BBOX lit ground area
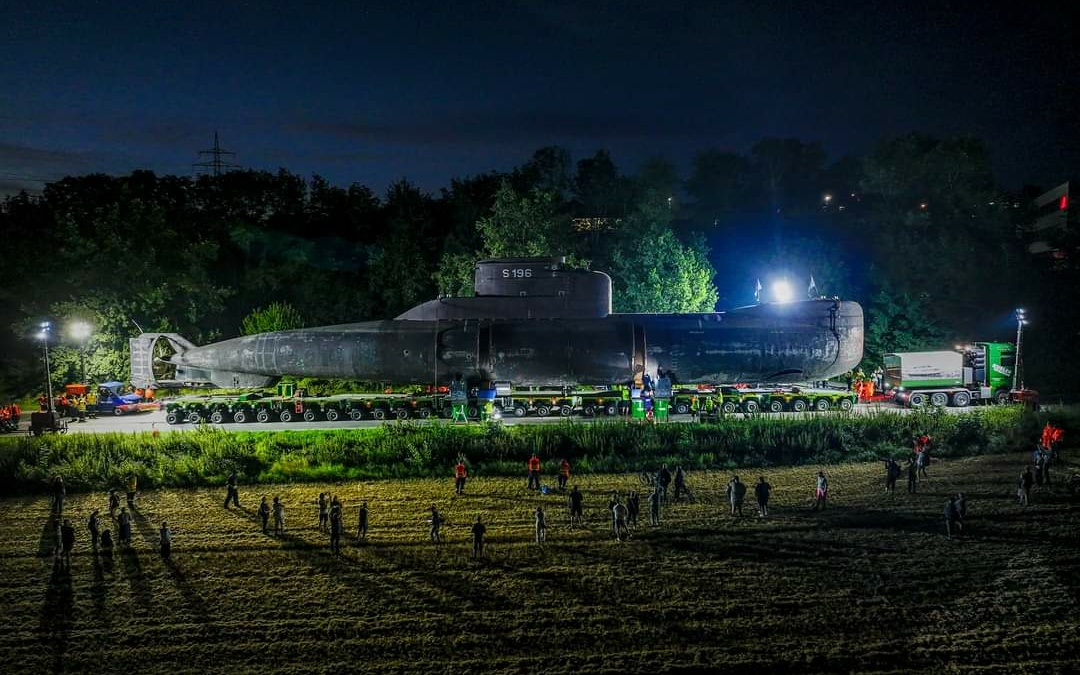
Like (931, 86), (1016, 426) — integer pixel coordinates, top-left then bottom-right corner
(2, 453), (1078, 674)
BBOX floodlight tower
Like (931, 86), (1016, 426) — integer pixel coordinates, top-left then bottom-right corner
(1013, 308), (1027, 390)
(38, 322), (54, 413)
(70, 320), (91, 384)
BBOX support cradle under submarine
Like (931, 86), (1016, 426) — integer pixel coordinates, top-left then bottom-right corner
(130, 257), (863, 390)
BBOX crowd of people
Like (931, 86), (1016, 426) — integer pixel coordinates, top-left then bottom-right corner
(36, 423), (1069, 566)
(0, 402), (22, 432)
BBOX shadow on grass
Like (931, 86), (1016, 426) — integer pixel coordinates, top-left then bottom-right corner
(38, 558), (74, 674)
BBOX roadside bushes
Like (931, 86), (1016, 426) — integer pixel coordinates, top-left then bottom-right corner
(0, 405), (1057, 494)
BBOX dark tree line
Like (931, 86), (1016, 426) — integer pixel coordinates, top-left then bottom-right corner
(0, 134), (1072, 399)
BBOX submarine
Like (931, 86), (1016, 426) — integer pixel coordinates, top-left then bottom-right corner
(130, 257), (863, 389)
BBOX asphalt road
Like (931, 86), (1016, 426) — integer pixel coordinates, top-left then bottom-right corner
(4, 401), (956, 435)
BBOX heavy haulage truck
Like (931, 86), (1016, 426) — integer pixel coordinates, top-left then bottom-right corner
(162, 381), (858, 425)
(884, 341), (1022, 407)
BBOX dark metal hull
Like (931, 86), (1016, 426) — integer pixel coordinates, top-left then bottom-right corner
(167, 299), (863, 387)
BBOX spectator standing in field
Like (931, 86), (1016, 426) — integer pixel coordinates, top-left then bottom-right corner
(812, 471), (829, 511)
(658, 464), (673, 503)
(454, 459), (468, 495)
(51, 475), (66, 517)
(1018, 467), (1034, 506)
(915, 435), (932, 481)
(527, 454), (541, 491)
(329, 503), (342, 555)
(1039, 449), (1052, 486)
(224, 471), (240, 509)
(330, 495), (342, 524)
(727, 476), (747, 517)
(88, 509), (101, 551)
(117, 507), (132, 547)
(318, 493), (329, 533)
(885, 458), (901, 494)
(357, 502), (369, 540)
(906, 459), (918, 494)
(159, 522), (172, 559)
(534, 506), (547, 544)
(558, 459), (571, 491)
(568, 486), (584, 528)
(955, 493), (967, 535)
(126, 474), (138, 508)
(471, 516), (486, 558)
(755, 476), (772, 517)
(273, 496), (285, 535)
(108, 490), (120, 520)
(649, 487), (662, 526)
(607, 493), (620, 536)
(61, 518), (75, 568)
(612, 499), (629, 542)
(943, 497), (959, 539)
(673, 466), (687, 502)
(258, 497), (270, 534)
(429, 506), (444, 544)
(626, 491), (640, 529)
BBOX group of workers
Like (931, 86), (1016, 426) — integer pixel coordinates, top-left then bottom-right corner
(38, 391), (98, 420)
(0, 403), (22, 432)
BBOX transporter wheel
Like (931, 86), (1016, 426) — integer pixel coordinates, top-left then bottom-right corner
(418, 407), (433, 419)
(279, 409), (294, 423)
(535, 404), (551, 417)
(909, 393), (927, 408)
(165, 411), (181, 425)
(256, 409), (272, 423)
(838, 398), (854, 411)
(372, 408), (387, 421)
(604, 403), (618, 416)
(930, 392), (949, 407)
(742, 400), (760, 414)
(583, 405), (596, 417)
(721, 401), (737, 414)
(559, 405), (573, 417)
(814, 398), (831, 412)
(792, 399), (808, 413)
(768, 400), (785, 413)
(513, 405), (528, 418)
(675, 402), (691, 415)
(466, 406), (479, 419)
(951, 391), (971, 408)
(187, 411), (203, 424)
(349, 409), (365, 421)
(209, 411), (225, 424)
(325, 408), (340, 422)
(993, 389), (1011, 405)
(233, 409), (250, 424)
(303, 410), (318, 422)
(395, 409), (410, 420)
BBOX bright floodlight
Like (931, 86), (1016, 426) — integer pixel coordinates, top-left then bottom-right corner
(70, 321), (91, 341)
(36, 330), (48, 340)
(772, 280), (795, 304)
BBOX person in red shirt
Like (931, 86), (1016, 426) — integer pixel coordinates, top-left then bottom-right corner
(527, 454), (541, 491)
(454, 459), (468, 495)
(558, 459), (571, 491)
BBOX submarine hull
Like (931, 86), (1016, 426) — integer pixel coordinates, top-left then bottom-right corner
(165, 299), (862, 388)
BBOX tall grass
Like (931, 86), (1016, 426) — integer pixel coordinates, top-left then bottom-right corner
(0, 405), (1066, 494)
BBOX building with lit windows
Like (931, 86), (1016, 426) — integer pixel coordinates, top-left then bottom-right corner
(1028, 181), (1071, 256)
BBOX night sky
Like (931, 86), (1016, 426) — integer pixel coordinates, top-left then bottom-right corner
(2, 1), (1077, 196)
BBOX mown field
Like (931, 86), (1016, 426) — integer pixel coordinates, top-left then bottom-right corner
(2, 451), (1078, 674)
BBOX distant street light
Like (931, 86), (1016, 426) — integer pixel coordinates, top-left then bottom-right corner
(1013, 309), (1028, 390)
(823, 193), (833, 204)
(70, 320), (92, 384)
(37, 322), (54, 414)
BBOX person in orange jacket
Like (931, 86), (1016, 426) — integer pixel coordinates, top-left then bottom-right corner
(558, 459), (571, 491)
(454, 458), (468, 495)
(527, 454), (541, 491)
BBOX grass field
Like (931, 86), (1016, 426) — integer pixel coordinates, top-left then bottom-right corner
(2, 451), (1078, 674)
